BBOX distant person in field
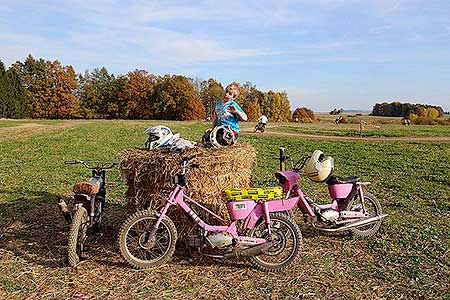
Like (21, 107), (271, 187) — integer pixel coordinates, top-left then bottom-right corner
(211, 82), (247, 139)
(359, 119), (367, 137)
(258, 114), (268, 126)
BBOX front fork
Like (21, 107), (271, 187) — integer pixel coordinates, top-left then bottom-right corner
(262, 201), (272, 236)
(143, 189), (177, 247)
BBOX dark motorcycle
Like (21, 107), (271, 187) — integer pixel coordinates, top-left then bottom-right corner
(58, 160), (118, 266)
(254, 121), (266, 133)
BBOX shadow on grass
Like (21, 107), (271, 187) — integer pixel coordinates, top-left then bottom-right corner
(0, 189), (128, 269)
(0, 188), (351, 272)
(0, 190), (257, 271)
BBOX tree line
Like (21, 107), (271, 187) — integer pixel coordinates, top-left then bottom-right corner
(0, 55), (292, 121)
(371, 101), (444, 119)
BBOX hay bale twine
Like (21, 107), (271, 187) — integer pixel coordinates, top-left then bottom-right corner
(119, 142), (256, 236)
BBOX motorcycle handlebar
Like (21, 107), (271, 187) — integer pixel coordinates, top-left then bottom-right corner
(64, 160), (119, 170)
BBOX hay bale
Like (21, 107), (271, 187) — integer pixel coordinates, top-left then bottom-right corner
(119, 143), (256, 235)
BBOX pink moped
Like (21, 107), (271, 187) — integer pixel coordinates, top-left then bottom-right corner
(118, 158), (303, 272)
(276, 148), (388, 238)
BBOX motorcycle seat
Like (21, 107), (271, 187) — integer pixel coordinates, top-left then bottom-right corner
(326, 174), (359, 185)
(73, 182), (100, 195)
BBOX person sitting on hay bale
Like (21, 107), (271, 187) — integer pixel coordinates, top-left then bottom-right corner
(202, 82), (248, 148)
(211, 82), (247, 140)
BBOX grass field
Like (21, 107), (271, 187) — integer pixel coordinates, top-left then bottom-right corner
(268, 113), (450, 138)
(0, 119), (449, 299)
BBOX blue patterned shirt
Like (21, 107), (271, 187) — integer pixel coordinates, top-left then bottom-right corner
(214, 100), (245, 132)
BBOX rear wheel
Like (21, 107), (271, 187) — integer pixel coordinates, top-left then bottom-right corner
(68, 206), (89, 267)
(346, 192), (382, 238)
(118, 210), (177, 269)
(249, 212), (302, 272)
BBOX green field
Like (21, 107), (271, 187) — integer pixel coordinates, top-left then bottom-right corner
(1, 119), (449, 299)
(265, 113), (450, 138)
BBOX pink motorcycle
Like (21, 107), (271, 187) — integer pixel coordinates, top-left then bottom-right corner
(118, 158), (303, 272)
(276, 148), (387, 238)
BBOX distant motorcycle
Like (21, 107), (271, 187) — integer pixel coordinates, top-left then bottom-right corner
(254, 121), (266, 133)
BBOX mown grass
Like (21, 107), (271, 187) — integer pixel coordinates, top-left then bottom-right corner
(0, 119), (449, 300)
(0, 119), (65, 128)
(269, 122), (450, 137)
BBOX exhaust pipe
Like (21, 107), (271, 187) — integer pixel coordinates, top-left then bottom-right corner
(316, 214), (388, 232)
(57, 198), (72, 224)
(224, 241), (275, 259)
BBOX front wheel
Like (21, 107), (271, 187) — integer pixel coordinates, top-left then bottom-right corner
(249, 212), (302, 272)
(346, 192), (382, 238)
(118, 210), (177, 269)
(67, 206), (89, 267)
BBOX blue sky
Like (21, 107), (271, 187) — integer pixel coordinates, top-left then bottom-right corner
(1, 0), (449, 111)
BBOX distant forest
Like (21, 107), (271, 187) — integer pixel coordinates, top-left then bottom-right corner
(0, 55), (292, 121)
(371, 102), (444, 118)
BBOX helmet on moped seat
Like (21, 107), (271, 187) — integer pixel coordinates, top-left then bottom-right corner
(304, 150), (334, 182)
(144, 125), (174, 150)
(203, 125), (235, 148)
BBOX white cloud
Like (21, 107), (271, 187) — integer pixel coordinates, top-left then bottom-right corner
(369, 25), (393, 34)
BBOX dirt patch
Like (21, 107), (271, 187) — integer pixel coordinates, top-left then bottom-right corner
(0, 121), (92, 141)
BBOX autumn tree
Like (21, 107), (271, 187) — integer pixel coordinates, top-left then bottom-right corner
(151, 75), (205, 120)
(427, 107), (439, 119)
(44, 60), (79, 118)
(292, 107), (315, 123)
(199, 78), (223, 119)
(119, 69), (157, 119)
(371, 101), (443, 118)
(279, 92), (292, 121)
(239, 82), (261, 121)
(77, 67), (125, 119)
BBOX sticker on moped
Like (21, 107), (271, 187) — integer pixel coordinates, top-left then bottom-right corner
(233, 203), (247, 210)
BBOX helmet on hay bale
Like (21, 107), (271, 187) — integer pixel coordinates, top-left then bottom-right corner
(202, 128), (213, 144)
(144, 125), (174, 150)
(202, 125), (235, 148)
(304, 150), (334, 182)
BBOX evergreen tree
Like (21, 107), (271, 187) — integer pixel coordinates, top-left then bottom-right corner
(0, 60), (6, 117)
(0, 60), (26, 118)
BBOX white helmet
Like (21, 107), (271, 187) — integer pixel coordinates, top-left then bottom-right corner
(304, 150), (334, 182)
(203, 125), (235, 148)
(144, 125), (174, 150)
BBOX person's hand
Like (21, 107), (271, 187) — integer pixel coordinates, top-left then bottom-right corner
(228, 105), (237, 113)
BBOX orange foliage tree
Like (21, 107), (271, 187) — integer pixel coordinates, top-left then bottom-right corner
(292, 107), (315, 122)
(119, 69), (157, 119)
(151, 75), (205, 120)
(45, 60), (79, 119)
